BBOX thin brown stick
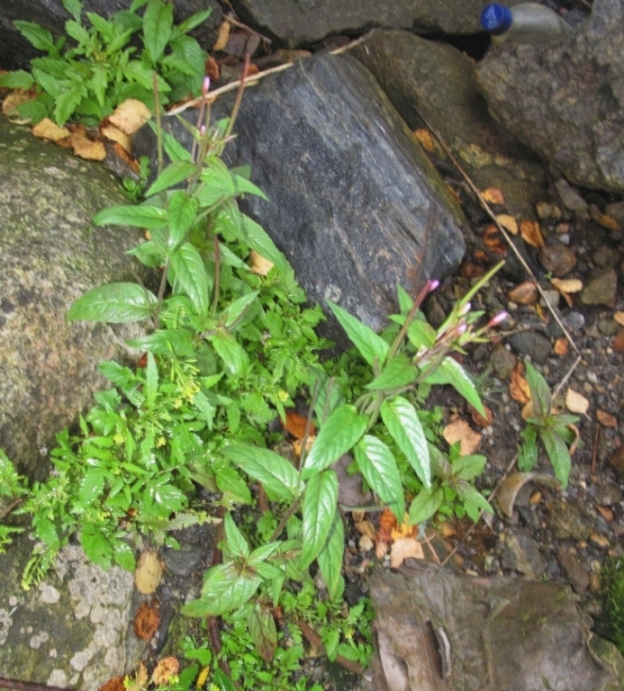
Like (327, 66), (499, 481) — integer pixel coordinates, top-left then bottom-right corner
(0, 680), (69, 691)
(440, 453), (518, 568)
(223, 15), (272, 44)
(552, 354), (582, 401)
(296, 619), (364, 675)
(0, 498), (22, 521)
(414, 107), (581, 357)
(590, 423), (600, 476)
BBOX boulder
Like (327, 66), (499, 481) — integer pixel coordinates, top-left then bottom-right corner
(477, 0), (624, 193)
(135, 53), (467, 345)
(352, 30), (547, 216)
(0, 0), (222, 69)
(0, 116), (155, 481)
(0, 533), (144, 689)
(229, 0), (527, 47)
(366, 560), (624, 691)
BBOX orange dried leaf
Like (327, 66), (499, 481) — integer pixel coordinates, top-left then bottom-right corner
(205, 55), (220, 81)
(133, 602), (161, 641)
(390, 515), (417, 541)
(151, 657), (180, 686)
(442, 418), (482, 455)
(462, 261), (486, 278)
(134, 550), (163, 594)
(32, 118), (70, 141)
(109, 98), (151, 136)
(520, 220), (545, 248)
(481, 187), (505, 205)
(470, 404), (494, 428)
(483, 224), (507, 255)
(390, 538), (424, 568)
(614, 311), (624, 327)
(596, 213), (620, 231)
(97, 677), (125, 691)
(213, 21), (231, 51)
(414, 128), (435, 153)
(553, 338), (569, 356)
(69, 130), (106, 161)
(101, 123), (132, 152)
(596, 505), (614, 522)
(597, 410), (617, 428)
(508, 281), (538, 305)
(496, 214), (518, 234)
(283, 410), (314, 440)
(509, 363), (530, 404)
(613, 330), (624, 351)
(249, 249), (274, 276)
(376, 508), (397, 544)
(111, 141), (140, 176)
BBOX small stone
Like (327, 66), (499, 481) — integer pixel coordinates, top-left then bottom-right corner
(508, 331), (552, 364)
(359, 535), (374, 553)
(529, 491), (542, 505)
(589, 533), (610, 549)
(589, 573), (601, 593)
(549, 499), (591, 541)
(556, 548), (589, 594)
(580, 269), (618, 308)
(536, 201), (554, 219)
(539, 244), (577, 277)
(489, 345), (516, 379)
(561, 311), (585, 332)
(540, 290), (561, 308)
(598, 318), (620, 336)
(554, 179), (588, 214)
(502, 530), (546, 578)
(605, 201), (624, 224)
(425, 295), (446, 329)
(592, 245), (620, 268)
(555, 222), (570, 235)
(593, 483), (622, 506)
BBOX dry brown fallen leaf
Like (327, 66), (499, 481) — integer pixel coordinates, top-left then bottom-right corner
(520, 219), (545, 248)
(551, 277), (583, 294)
(508, 281), (538, 305)
(566, 388), (590, 415)
(391, 515), (417, 541)
(354, 518), (376, 541)
(109, 98), (151, 136)
(568, 424), (580, 456)
(521, 400), (535, 421)
(32, 117), (70, 141)
(206, 55), (220, 81)
(283, 409), (314, 440)
(213, 20), (231, 51)
(133, 601), (161, 641)
(249, 249), (274, 276)
(414, 128), (435, 153)
(481, 187), (505, 205)
(597, 410), (617, 427)
(101, 123), (132, 151)
(359, 534), (374, 553)
(375, 539), (389, 560)
(470, 403), (494, 428)
(509, 363), (531, 404)
(613, 330), (624, 351)
(376, 508), (397, 544)
(151, 657), (180, 686)
(442, 418), (482, 455)
(483, 225), (506, 255)
(134, 549), (163, 594)
(595, 213), (620, 231)
(69, 129), (106, 161)
(553, 338), (569, 356)
(614, 311), (624, 327)
(2, 88), (36, 118)
(496, 214), (518, 234)
(596, 505), (614, 523)
(390, 538), (424, 568)
(97, 676), (125, 691)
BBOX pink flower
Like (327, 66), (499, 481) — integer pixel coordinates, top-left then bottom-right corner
(202, 76), (211, 95)
(488, 311), (508, 328)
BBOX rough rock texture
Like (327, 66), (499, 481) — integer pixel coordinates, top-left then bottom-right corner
(0, 116), (155, 481)
(0, 0), (222, 69)
(135, 53), (466, 345)
(0, 533), (144, 689)
(477, 0), (624, 192)
(366, 560), (624, 691)
(352, 30), (546, 216)
(229, 0), (527, 47)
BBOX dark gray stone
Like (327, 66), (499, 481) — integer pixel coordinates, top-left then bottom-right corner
(556, 548), (590, 595)
(0, 116), (155, 481)
(502, 530), (546, 578)
(539, 244), (578, 277)
(549, 498), (591, 541)
(352, 30), (546, 216)
(477, 0), (624, 192)
(580, 268), (618, 308)
(508, 331), (552, 364)
(489, 345), (516, 379)
(0, 0), (222, 69)
(136, 53), (467, 345)
(230, 0), (528, 47)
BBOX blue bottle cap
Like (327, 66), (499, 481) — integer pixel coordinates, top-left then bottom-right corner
(480, 4), (513, 34)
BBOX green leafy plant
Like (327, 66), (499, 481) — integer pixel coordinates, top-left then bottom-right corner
(599, 557), (624, 654)
(0, 0), (211, 125)
(0, 450), (28, 553)
(517, 360), (579, 488)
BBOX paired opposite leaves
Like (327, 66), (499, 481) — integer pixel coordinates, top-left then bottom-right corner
(300, 470), (338, 570)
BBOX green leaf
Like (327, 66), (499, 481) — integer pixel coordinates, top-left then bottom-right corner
(317, 515), (344, 601)
(525, 360), (552, 419)
(301, 404), (368, 480)
(146, 161), (196, 197)
(80, 524), (112, 568)
(127, 328), (195, 357)
(453, 479), (493, 516)
(408, 487), (444, 525)
(452, 454), (487, 481)
(424, 356), (485, 416)
(221, 445), (299, 501)
(327, 301), (389, 368)
(215, 467), (252, 505)
(167, 191), (198, 250)
(151, 120), (192, 162)
(67, 283), (157, 323)
(176, 8), (212, 34)
(221, 291), (259, 329)
(185, 563), (261, 617)
(300, 470), (339, 570)
(114, 541), (136, 571)
(540, 428), (571, 488)
(241, 214), (290, 274)
(380, 396), (431, 490)
(90, 63), (108, 108)
(62, 0), (83, 23)
(224, 513), (249, 559)
(93, 203), (169, 229)
(143, 0), (173, 63)
(15, 21), (56, 52)
(171, 242), (209, 319)
(248, 603), (278, 663)
(79, 469), (106, 505)
(54, 86), (83, 125)
(210, 329), (249, 378)
(144, 352), (158, 408)
(354, 435), (404, 520)
(518, 426), (538, 471)
(365, 355), (417, 391)
(64, 19), (90, 46)
(0, 71), (36, 89)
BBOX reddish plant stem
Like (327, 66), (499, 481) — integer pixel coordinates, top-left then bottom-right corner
(296, 619), (364, 675)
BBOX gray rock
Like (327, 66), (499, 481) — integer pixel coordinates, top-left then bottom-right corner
(351, 30), (546, 217)
(0, 0), (222, 69)
(502, 530), (546, 578)
(365, 560), (624, 691)
(230, 0), (527, 47)
(477, 0), (624, 192)
(549, 498), (591, 541)
(554, 179), (589, 214)
(556, 548), (590, 594)
(489, 345), (516, 379)
(539, 244), (578, 277)
(135, 53), (467, 345)
(0, 534), (144, 690)
(593, 245), (620, 269)
(605, 201), (624, 224)
(580, 268), (618, 308)
(598, 318), (620, 336)
(0, 117), (155, 481)
(508, 331), (552, 364)
(562, 310), (585, 332)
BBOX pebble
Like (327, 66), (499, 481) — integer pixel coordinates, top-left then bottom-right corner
(605, 200), (624, 224)
(593, 245), (620, 269)
(502, 531), (546, 578)
(561, 311), (585, 332)
(556, 548), (589, 594)
(539, 244), (577, 277)
(508, 331), (552, 364)
(489, 345), (516, 379)
(598, 318), (620, 336)
(580, 268), (618, 308)
(359, 535), (374, 553)
(586, 371), (598, 384)
(555, 178), (589, 214)
(549, 499), (591, 541)
(540, 290), (561, 308)
(555, 222), (571, 235)
(589, 533), (610, 549)
(593, 482), (622, 506)
(589, 573), (601, 593)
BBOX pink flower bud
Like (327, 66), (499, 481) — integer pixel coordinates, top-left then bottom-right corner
(200, 124), (206, 136)
(488, 311), (508, 328)
(459, 302), (471, 317)
(202, 76), (211, 95)
(454, 323), (468, 336)
(428, 279), (440, 293)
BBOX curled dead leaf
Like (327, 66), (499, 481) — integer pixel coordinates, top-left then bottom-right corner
(597, 410), (617, 428)
(497, 472), (561, 517)
(509, 362), (530, 404)
(483, 224), (507, 255)
(442, 418), (482, 455)
(414, 128), (435, 153)
(568, 424), (580, 456)
(596, 213), (620, 231)
(390, 538), (424, 568)
(613, 311), (624, 327)
(496, 214), (518, 235)
(375, 539), (389, 560)
(508, 281), (538, 305)
(551, 278), (583, 294)
(520, 220), (545, 248)
(97, 677), (125, 691)
(391, 515), (417, 541)
(213, 20), (231, 51)
(283, 410), (314, 440)
(69, 129), (106, 161)
(354, 518), (376, 541)
(553, 338), (569, 356)
(613, 330), (624, 352)
(32, 118), (70, 141)
(133, 601), (160, 641)
(2, 88), (36, 118)
(565, 388), (589, 415)
(521, 400), (534, 421)
(470, 404), (494, 428)
(249, 249), (274, 276)
(151, 657), (180, 686)
(481, 187), (505, 205)
(134, 550), (163, 594)
(205, 55), (220, 81)
(109, 99), (151, 136)
(101, 123), (132, 152)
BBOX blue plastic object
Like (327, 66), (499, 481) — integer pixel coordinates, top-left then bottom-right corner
(480, 4), (513, 34)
